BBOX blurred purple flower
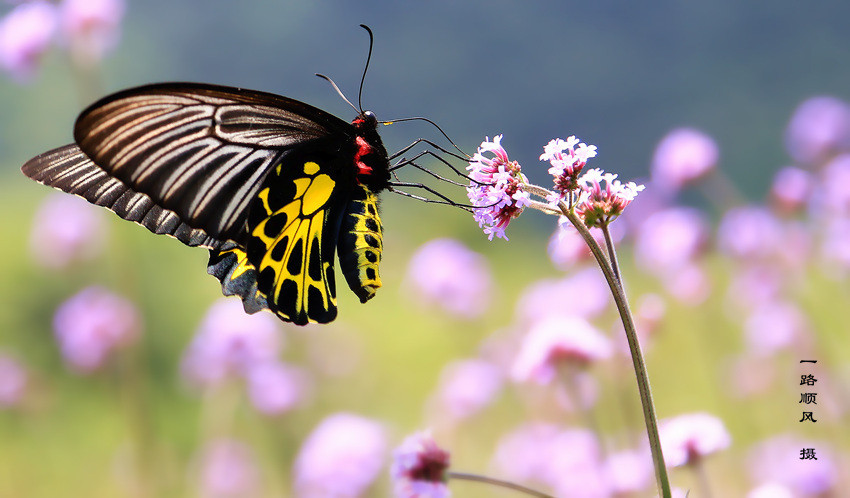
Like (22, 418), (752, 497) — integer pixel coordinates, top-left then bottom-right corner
(785, 96), (850, 166)
(0, 352), (27, 408)
(820, 216), (850, 271)
(493, 425), (608, 497)
(405, 238), (492, 319)
(749, 435), (838, 495)
(659, 262), (711, 306)
(181, 298), (283, 388)
(244, 361), (309, 416)
(466, 135), (530, 241)
(744, 300), (810, 357)
(511, 315), (611, 385)
(650, 128), (719, 192)
(59, 0), (124, 64)
(717, 206), (782, 260)
(547, 223), (592, 269)
(725, 264), (784, 311)
(0, 1), (57, 81)
(391, 431), (451, 498)
(293, 413), (387, 498)
(53, 286), (141, 373)
(491, 423), (561, 484)
(747, 482), (794, 498)
(819, 154), (850, 215)
(634, 207), (708, 274)
(603, 449), (653, 495)
(726, 354), (776, 398)
(547, 218), (625, 270)
(195, 439), (261, 498)
(546, 430), (609, 497)
(515, 267), (610, 324)
(659, 412), (731, 467)
(430, 359), (502, 421)
(30, 190), (107, 271)
(770, 166), (813, 214)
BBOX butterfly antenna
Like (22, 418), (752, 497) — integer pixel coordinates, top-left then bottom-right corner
(358, 24), (374, 113)
(316, 73), (358, 114)
(382, 116), (469, 158)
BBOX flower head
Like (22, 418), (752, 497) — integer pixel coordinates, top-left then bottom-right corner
(181, 298), (283, 388)
(467, 135), (530, 240)
(60, 0), (124, 65)
(576, 168), (645, 228)
(29, 193), (106, 269)
(511, 315), (612, 385)
(0, 1), (58, 81)
(430, 359), (502, 421)
(195, 439), (261, 498)
(53, 286), (141, 373)
(244, 361), (310, 416)
(293, 413), (387, 498)
(650, 128), (719, 192)
(540, 136), (597, 199)
(405, 238), (492, 318)
(785, 95), (850, 166)
(659, 412), (731, 467)
(391, 431), (451, 498)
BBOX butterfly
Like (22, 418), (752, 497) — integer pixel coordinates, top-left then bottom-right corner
(22, 81), (391, 326)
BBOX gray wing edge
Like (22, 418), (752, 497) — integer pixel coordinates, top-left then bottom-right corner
(22, 144), (224, 249)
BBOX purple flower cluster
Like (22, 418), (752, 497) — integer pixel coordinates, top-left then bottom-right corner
(650, 128), (719, 192)
(293, 413), (387, 497)
(195, 439), (261, 498)
(53, 286), (141, 373)
(466, 135), (531, 240)
(390, 431), (451, 498)
(29, 193), (106, 270)
(575, 169), (646, 228)
(540, 136), (597, 198)
(181, 298), (308, 416)
(405, 238), (493, 318)
(0, 0), (124, 81)
(658, 412), (731, 467)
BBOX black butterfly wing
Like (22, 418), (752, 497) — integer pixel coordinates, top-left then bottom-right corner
(22, 83), (365, 324)
(22, 144), (219, 247)
(71, 82), (353, 244)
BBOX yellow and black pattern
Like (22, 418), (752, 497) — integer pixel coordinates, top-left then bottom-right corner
(245, 158), (344, 325)
(338, 188), (383, 303)
(207, 243), (267, 313)
(22, 82), (393, 326)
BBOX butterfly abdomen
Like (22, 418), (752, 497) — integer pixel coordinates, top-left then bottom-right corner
(337, 188), (384, 303)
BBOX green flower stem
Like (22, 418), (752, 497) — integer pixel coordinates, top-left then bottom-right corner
(521, 184), (671, 498)
(448, 472), (556, 498)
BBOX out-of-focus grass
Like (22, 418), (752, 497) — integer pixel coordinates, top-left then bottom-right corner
(2, 176), (849, 496)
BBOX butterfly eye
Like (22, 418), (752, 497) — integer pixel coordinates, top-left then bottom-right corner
(363, 111), (377, 124)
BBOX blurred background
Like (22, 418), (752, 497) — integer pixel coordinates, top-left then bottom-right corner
(1, 1), (849, 497)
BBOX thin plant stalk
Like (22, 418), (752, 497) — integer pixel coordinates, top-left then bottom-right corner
(448, 472), (556, 498)
(523, 184), (671, 498)
(560, 206), (671, 498)
(601, 224), (621, 283)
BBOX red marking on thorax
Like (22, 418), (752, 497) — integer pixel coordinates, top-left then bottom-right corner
(354, 136), (373, 176)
